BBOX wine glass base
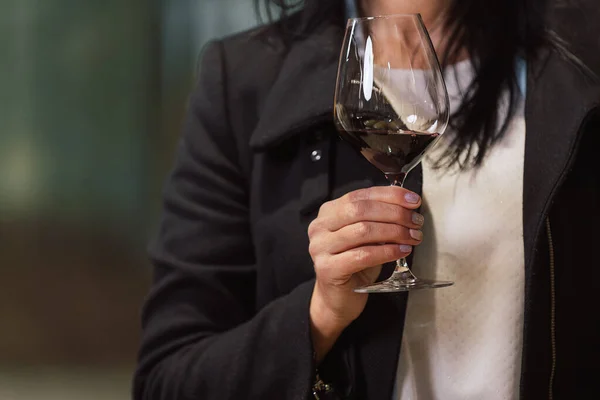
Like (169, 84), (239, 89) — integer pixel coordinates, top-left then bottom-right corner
(354, 278), (454, 293)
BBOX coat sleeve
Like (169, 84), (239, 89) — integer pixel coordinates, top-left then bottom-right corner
(133, 40), (316, 400)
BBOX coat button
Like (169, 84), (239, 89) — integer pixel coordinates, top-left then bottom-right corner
(310, 149), (322, 162)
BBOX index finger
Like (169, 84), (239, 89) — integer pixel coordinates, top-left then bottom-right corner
(342, 186), (422, 208)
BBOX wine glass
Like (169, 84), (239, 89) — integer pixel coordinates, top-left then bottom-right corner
(334, 14), (453, 293)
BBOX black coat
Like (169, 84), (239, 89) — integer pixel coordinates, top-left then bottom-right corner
(133, 17), (600, 400)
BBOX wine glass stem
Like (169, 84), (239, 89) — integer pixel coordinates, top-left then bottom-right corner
(394, 257), (418, 282)
(386, 172), (407, 187)
(386, 172), (419, 283)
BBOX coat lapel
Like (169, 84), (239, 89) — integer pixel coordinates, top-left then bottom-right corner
(523, 49), (600, 269)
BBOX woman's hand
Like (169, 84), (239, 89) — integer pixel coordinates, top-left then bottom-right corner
(307, 186), (424, 362)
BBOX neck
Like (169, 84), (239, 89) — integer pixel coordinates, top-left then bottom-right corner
(359, 0), (447, 26)
(359, 0), (467, 64)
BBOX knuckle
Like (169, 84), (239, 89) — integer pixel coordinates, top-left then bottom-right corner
(389, 205), (402, 222)
(354, 248), (372, 264)
(391, 224), (406, 240)
(347, 188), (369, 202)
(354, 221), (372, 239)
(398, 207), (411, 224)
(383, 245), (402, 260)
(308, 241), (319, 258)
(346, 201), (367, 219)
(317, 200), (332, 217)
(307, 220), (320, 237)
(346, 191), (360, 203)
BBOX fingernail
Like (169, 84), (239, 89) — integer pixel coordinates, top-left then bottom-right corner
(409, 229), (423, 241)
(412, 212), (424, 226)
(400, 244), (413, 253)
(405, 192), (420, 204)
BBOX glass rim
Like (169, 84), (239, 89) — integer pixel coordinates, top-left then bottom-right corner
(346, 13), (422, 23)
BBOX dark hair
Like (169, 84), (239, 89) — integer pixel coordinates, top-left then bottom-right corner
(256, 0), (575, 168)
(434, 0), (549, 167)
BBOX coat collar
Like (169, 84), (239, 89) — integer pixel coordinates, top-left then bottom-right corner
(248, 23), (343, 151)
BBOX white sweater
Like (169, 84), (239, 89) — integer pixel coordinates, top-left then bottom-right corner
(393, 59), (526, 400)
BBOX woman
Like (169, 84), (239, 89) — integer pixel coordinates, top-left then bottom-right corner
(133, 0), (600, 399)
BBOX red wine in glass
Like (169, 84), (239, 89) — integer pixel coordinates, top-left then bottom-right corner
(336, 110), (441, 184)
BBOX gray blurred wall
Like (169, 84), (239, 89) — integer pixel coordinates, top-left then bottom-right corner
(0, 1), (258, 399)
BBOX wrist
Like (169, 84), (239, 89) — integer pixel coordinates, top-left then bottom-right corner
(309, 285), (348, 363)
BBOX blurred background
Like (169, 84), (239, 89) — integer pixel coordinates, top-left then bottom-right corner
(0, 1), (257, 399)
(1, 1), (598, 399)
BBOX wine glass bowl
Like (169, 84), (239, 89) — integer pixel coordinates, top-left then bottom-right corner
(334, 14), (453, 293)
